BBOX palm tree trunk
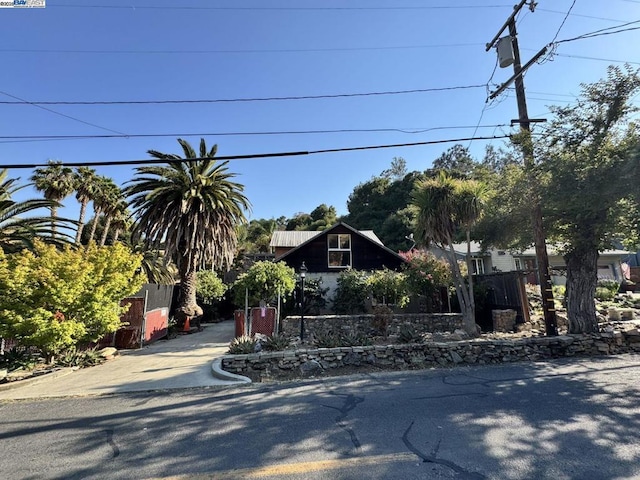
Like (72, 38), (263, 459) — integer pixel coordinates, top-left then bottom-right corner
(175, 254), (203, 327)
(446, 243), (477, 337)
(88, 209), (100, 244)
(75, 199), (89, 244)
(100, 216), (112, 246)
(50, 205), (58, 238)
(113, 228), (121, 243)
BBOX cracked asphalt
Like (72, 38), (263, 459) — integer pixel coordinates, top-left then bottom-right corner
(2, 355), (640, 479)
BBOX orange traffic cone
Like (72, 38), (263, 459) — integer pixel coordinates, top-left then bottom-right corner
(183, 316), (191, 332)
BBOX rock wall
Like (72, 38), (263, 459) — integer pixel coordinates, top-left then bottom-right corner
(281, 313), (464, 338)
(222, 330), (640, 382)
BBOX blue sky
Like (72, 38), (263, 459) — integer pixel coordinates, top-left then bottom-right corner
(1, 0), (639, 222)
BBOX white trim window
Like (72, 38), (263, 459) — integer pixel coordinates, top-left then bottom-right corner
(328, 233), (351, 268)
(471, 257), (485, 275)
(514, 257), (523, 270)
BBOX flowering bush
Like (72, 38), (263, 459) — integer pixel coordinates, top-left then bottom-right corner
(399, 250), (451, 297)
(367, 268), (409, 307)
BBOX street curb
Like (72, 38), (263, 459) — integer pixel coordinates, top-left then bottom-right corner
(211, 358), (252, 384)
(0, 367), (75, 392)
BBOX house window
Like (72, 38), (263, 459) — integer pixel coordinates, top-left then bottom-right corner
(514, 258), (523, 270)
(471, 257), (485, 275)
(328, 234), (351, 268)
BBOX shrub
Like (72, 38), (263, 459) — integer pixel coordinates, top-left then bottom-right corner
(196, 270), (227, 304)
(0, 241), (144, 358)
(283, 277), (329, 316)
(228, 335), (258, 354)
(232, 261), (296, 307)
(597, 279), (620, 299)
(263, 334), (291, 351)
(400, 250), (452, 298)
(595, 287), (616, 302)
(397, 325), (424, 344)
(56, 347), (104, 368)
(0, 347), (40, 372)
(340, 332), (372, 347)
(313, 330), (342, 348)
(332, 269), (369, 314)
(367, 268), (409, 308)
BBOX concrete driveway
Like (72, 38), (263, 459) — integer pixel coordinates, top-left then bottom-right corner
(0, 320), (243, 401)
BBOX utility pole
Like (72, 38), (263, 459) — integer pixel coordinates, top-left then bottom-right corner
(486, 1), (558, 336)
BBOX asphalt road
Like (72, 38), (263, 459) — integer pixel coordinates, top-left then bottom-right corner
(2, 355), (640, 480)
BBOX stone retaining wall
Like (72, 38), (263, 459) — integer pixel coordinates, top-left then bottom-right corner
(281, 313), (464, 338)
(222, 330), (640, 381)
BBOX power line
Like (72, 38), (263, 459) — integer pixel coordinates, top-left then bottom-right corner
(0, 90), (127, 135)
(0, 43), (484, 55)
(0, 134), (512, 169)
(550, 0), (577, 44)
(0, 84), (486, 106)
(555, 19), (640, 44)
(0, 124), (510, 143)
(538, 8), (628, 24)
(54, 4), (514, 10)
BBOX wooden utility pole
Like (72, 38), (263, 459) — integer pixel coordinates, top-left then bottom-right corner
(487, 1), (558, 336)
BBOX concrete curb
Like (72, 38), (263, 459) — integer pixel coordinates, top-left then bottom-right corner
(211, 358), (252, 384)
(0, 367), (75, 392)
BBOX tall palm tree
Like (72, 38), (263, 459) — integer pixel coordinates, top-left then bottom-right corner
(100, 189), (125, 246)
(73, 166), (98, 244)
(412, 172), (488, 336)
(110, 204), (131, 243)
(30, 160), (75, 237)
(87, 176), (119, 244)
(126, 138), (250, 321)
(0, 169), (74, 252)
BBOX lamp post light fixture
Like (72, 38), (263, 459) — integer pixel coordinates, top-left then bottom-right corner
(299, 261), (307, 342)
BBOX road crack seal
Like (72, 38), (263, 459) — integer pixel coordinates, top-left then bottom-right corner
(402, 421), (486, 479)
(322, 392), (364, 454)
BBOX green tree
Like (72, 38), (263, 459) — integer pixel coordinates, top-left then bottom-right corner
(73, 167), (99, 244)
(231, 260), (296, 306)
(538, 66), (640, 332)
(30, 160), (75, 237)
(0, 240), (144, 358)
(0, 170), (74, 252)
(412, 172), (488, 336)
(331, 269), (370, 314)
(367, 268), (409, 307)
(196, 270), (227, 304)
(127, 138), (250, 322)
(87, 176), (119, 244)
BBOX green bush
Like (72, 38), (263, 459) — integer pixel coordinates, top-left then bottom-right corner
(263, 334), (291, 351)
(332, 269), (369, 314)
(0, 347), (40, 372)
(595, 287), (616, 301)
(313, 330), (342, 348)
(196, 270), (227, 304)
(397, 325), (424, 344)
(232, 261), (296, 307)
(597, 279), (620, 299)
(56, 347), (104, 368)
(0, 241), (144, 358)
(228, 335), (258, 354)
(367, 268), (409, 308)
(400, 250), (452, 297)
(283, 277), (329, 316)
(339, 332), (372, 347)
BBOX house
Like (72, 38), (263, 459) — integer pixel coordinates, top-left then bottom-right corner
(435, 242), (631, 285)
(270, 222), (406, 300)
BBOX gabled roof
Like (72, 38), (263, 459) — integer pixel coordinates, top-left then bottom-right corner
(270, 225), (383, 248)
(273, 222), (402, 262)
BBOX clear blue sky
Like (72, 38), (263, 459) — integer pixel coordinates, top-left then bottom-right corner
(1, 0), (639, 222)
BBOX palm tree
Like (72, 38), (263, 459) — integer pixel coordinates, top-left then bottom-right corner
(73, 167), (98, 244)
(110, 204), (131, 243)
(412, 171), (488, 336)
(100, 190), (125, 246)
(126, 138), (250, 322)
(87, 176), (119, 244)
(30, 160), (75, 237)
(0, 169), (74, 252)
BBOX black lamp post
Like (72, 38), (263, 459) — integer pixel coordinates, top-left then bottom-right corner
(299, 261), (307, 342)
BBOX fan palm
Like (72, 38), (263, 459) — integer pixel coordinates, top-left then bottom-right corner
(100, 191), (126, 246)
(126, 138), (250, 320)
(412, 171), (488, 336)
(73, 166), (98, 244)
(0, 169), (74, 252)
(30, 160), (75, 237)
(87, 176), (119, 244)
